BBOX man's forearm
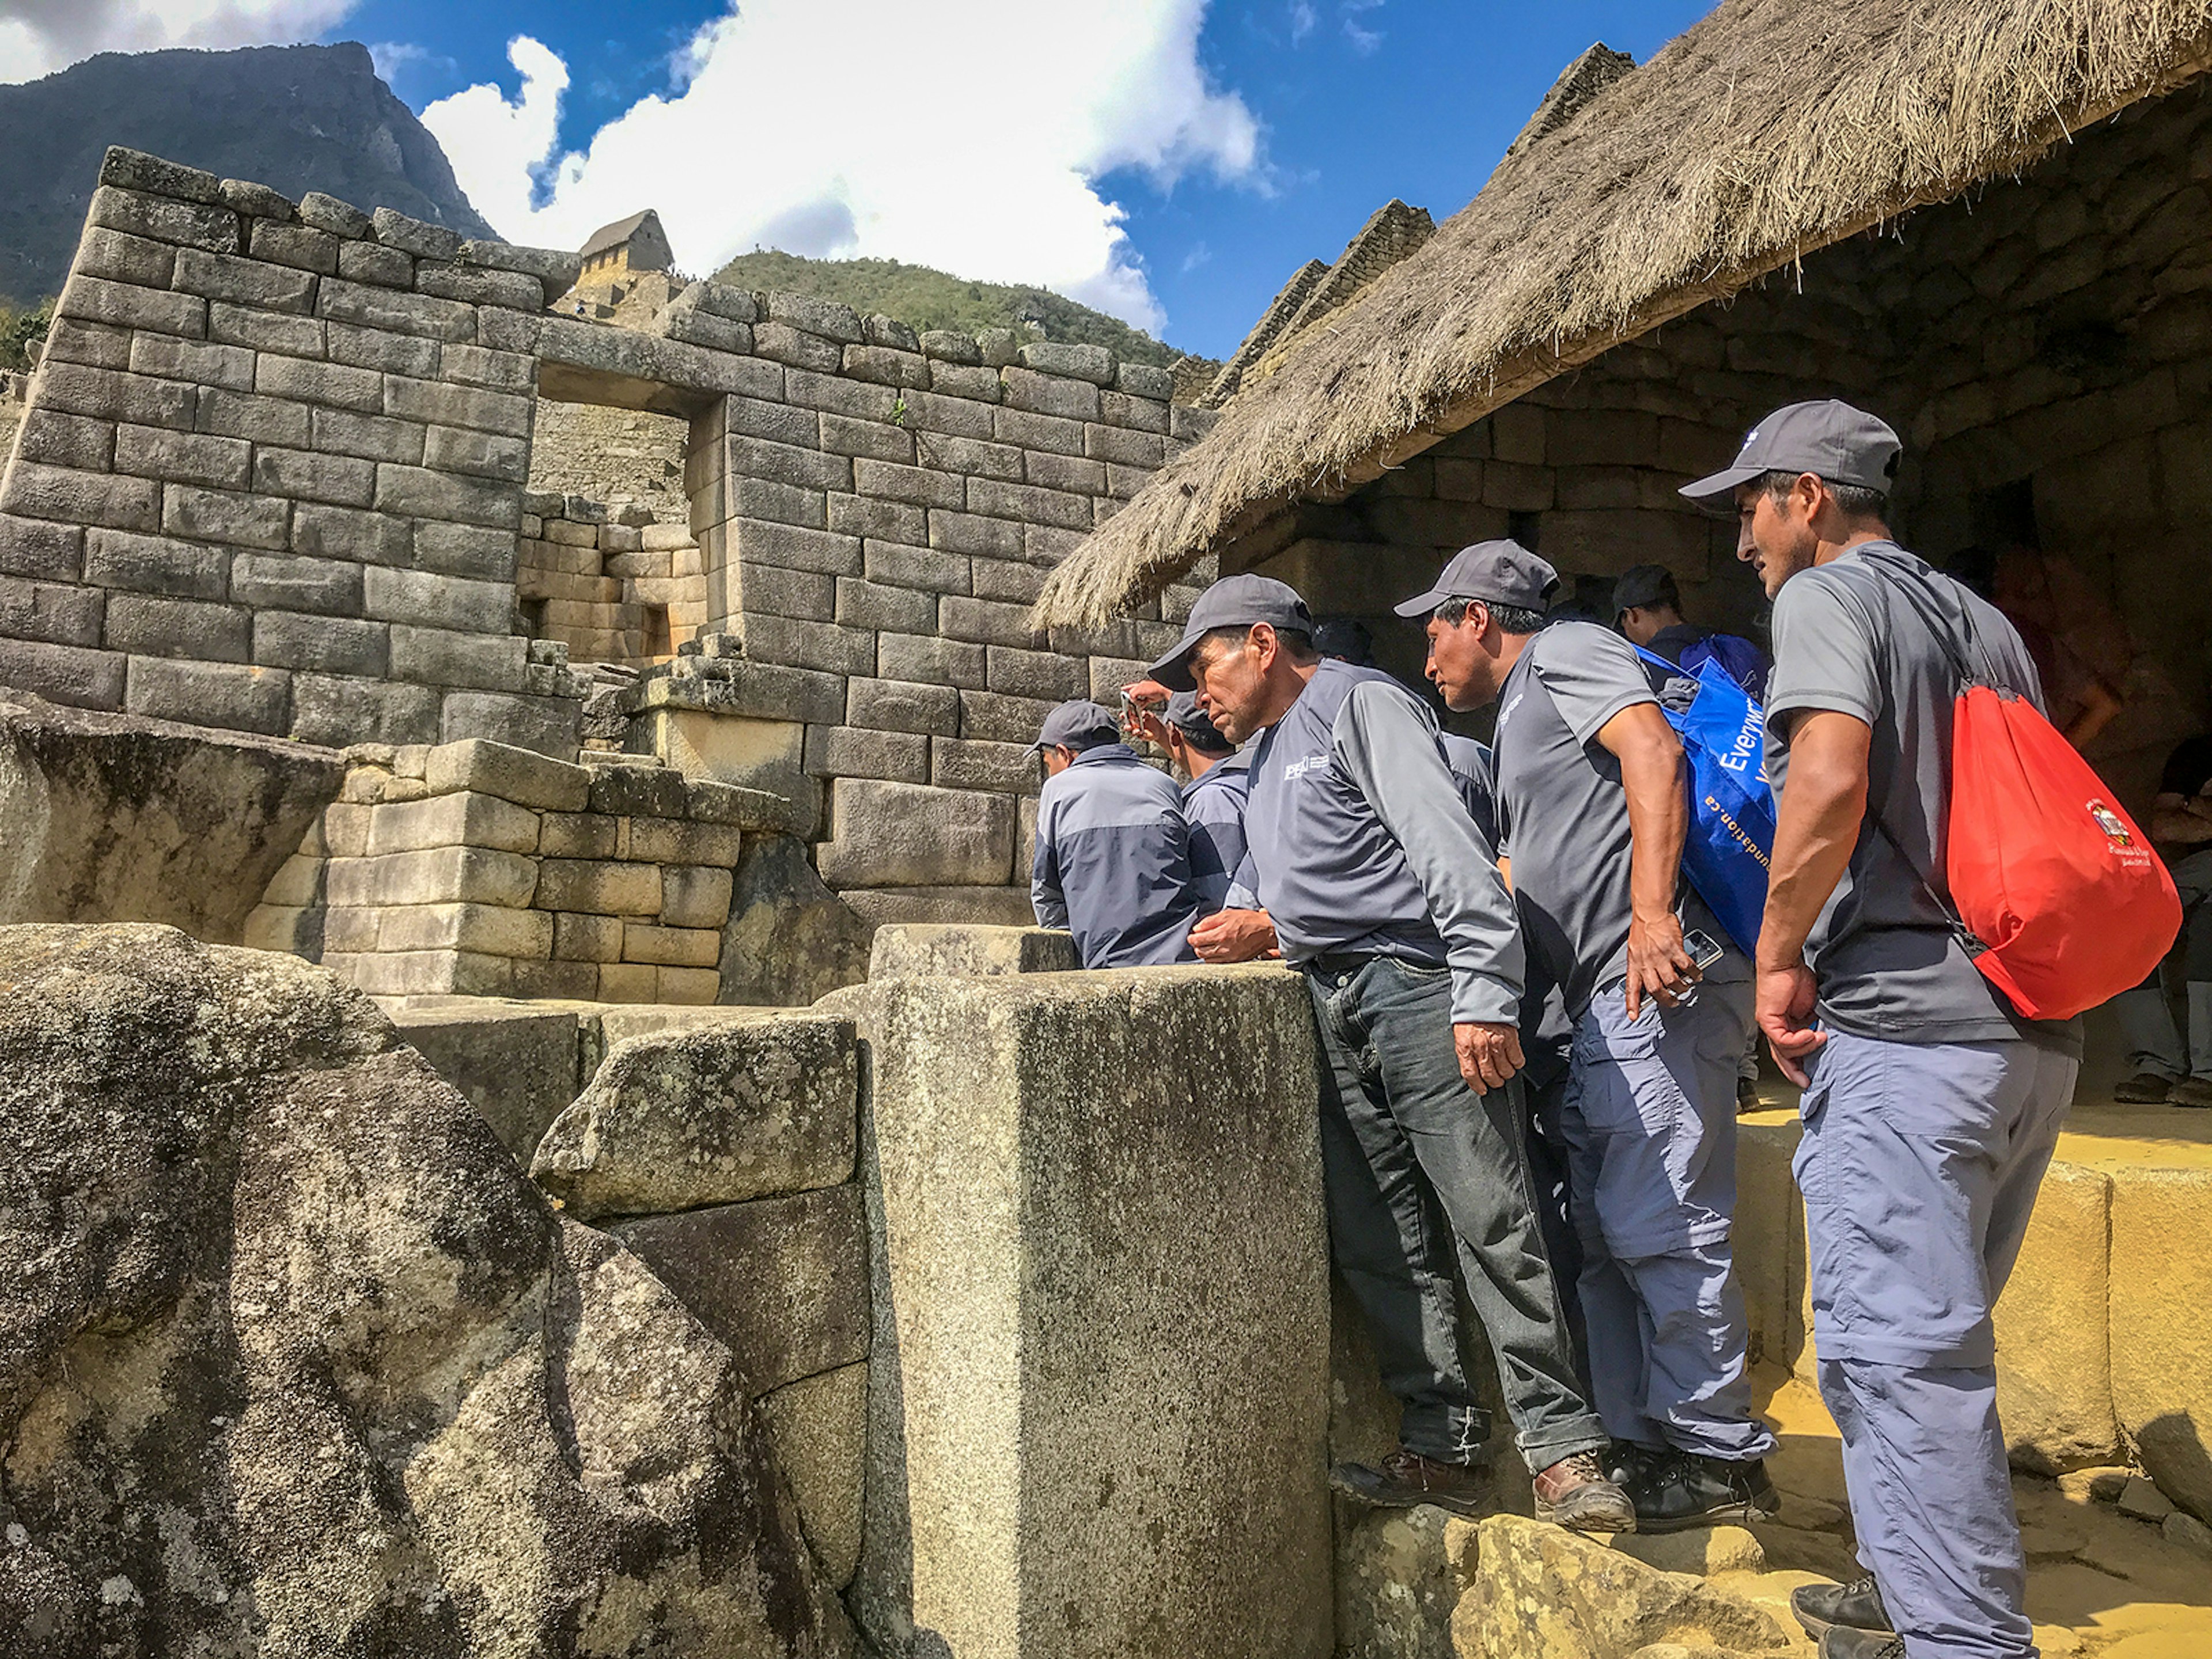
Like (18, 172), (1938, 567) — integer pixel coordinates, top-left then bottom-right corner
(1760, 712), (1872, 968)
(1616, 728), (1688, 923)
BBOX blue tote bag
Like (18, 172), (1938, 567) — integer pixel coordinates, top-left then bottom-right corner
(1635, 647), (1777, 956)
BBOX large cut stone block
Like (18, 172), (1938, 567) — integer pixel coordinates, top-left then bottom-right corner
(719, 835), (875, 1008)
(532, 1015), (859, 1221)
(847, 967), (1331, 1659)
(866, 923), (1078, 980)
(1734, 1120), (1803, 1369)
(0, 699), (340, 941)
(612, 1185), (869, 1393)
(815, 778), (1015, 889)
(392, 1003), (585, 1164)
(1991, 1159), (2120, 1473)
(2107, 1161), (2212, 1521)
(627, 707), (817, 838)
(756, 1362), (869, 1592)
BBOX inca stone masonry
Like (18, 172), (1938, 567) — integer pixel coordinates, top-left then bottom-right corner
(0, 146), (1219, 931)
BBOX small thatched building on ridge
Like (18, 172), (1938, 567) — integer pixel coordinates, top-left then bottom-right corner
(1036, 0), (2212, 811)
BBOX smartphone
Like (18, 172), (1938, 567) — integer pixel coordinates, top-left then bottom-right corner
(1683, 928), (1726, 972)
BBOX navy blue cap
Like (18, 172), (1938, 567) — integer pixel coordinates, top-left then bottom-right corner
(1034, 699), (1120, 752)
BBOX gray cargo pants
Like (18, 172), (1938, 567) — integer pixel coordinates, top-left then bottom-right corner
(1305, 953), (1609, 1473)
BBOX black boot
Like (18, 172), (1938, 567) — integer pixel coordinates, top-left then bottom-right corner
(1619, 1449), (1781, 1532)
(1793, 1575), (1893, 1641)
(1820, 1630), (1906, 1659)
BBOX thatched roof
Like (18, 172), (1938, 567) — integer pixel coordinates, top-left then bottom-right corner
(1035, 0), (2212, 627)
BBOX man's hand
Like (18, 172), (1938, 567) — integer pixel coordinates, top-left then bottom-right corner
(1624, 910), (1699, 1020)
(1756, 958), (1826, 1085)
(1188, 908), (1280, 963)
(1455, 1021), (1525, 1094)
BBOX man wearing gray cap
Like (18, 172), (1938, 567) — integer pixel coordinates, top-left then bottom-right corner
(1402, 540), (1779, 1534)
(1029, 699), (1201, 969)
(1152, 573), (1630, 1532)
(1612, 562), (1770, 706)
(1683, 401), (2077, 1659)
(1139, 691), (1254, 915)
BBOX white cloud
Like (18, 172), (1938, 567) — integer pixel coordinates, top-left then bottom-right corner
(420, 0), (1263, 338)
(368, 40), (448, 87)
(0, 0), (357, 85)
(1342, 0), (1385, 55)
(1288, 2), (1317, 46)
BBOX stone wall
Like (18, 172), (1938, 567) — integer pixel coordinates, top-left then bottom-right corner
(0, 148), (582, 753)
(518, 488), (704, 662)
(0, 147), (1221, 920)
(247, 736), (804, 1003)
(525, 398), (690, 521)
(1738, 1115), (2212, 1527)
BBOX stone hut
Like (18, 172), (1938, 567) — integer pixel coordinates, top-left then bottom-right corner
(1037, 0), (2212, 817)
(577, 206), (674, 286)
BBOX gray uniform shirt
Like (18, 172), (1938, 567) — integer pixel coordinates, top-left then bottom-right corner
(1243, 660), (1523, 1025)
(1764, 541), (2080, 1050)
(1439, 732), (1499, 848)
(1493, 621), (1740, 1018)
(1031, 744), (1200, 968)
(1182, 750), (1253, 914)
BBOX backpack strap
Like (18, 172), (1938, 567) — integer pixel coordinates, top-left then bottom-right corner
(1814, 563), (1991, 959)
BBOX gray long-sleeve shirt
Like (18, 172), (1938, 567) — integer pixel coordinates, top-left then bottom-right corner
(1183, 750), (1253, 914)
(1242, 660), (1524, 1024)
(1031, 743), (1201, 968)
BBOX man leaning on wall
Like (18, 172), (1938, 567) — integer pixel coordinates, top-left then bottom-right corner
(1028, 700), (1202, 969)
(1683, 400), (2082, 1659)
(1150, 574), (1632, 1533)
(1403, 540), (1779, 1536)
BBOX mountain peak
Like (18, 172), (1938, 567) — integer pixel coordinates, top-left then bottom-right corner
(0, 41), (495, 305)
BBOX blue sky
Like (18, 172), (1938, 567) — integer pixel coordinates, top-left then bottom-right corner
(347, 0), (1714, 358)
(5, 1), (1715, 359)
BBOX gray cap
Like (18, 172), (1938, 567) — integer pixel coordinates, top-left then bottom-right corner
(1164, 691), (1234, 752)
(1611, 563), (1679, 618)
(1033, 699), (1120, 752)
(1147, 573), (1315, 692)
(1679, 399), (1902, 503)
(1392, 540), (1559, 619)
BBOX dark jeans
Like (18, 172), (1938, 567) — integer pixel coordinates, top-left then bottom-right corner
(1305, 954), (1609, 1472)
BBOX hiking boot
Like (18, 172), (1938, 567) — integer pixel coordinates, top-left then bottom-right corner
(1605, 1440), (1671, 1488)
(2169, 1076), (2212, 1108)
(1819, 1630), (1905, 1659)
(2113, 1070), (2174, 1104)
(1793, 1575), (1893, 1641)
(1533, 1451), (1635, 1533)
(1620, 1450), (1782, 1532)
(1330, 1448), (1493, 1517)
(1737, 1075), (1766, 1113)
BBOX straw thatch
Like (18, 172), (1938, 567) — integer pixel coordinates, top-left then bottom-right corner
(1035, 0), (2212, 626)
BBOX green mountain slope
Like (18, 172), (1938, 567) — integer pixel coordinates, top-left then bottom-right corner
(709, 249), (1215, 373)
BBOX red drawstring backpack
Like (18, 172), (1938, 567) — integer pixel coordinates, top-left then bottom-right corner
(1861, 570), (2180, 1021)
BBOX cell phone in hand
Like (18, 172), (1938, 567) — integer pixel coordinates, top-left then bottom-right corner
(1683, 927), (1726, 972)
